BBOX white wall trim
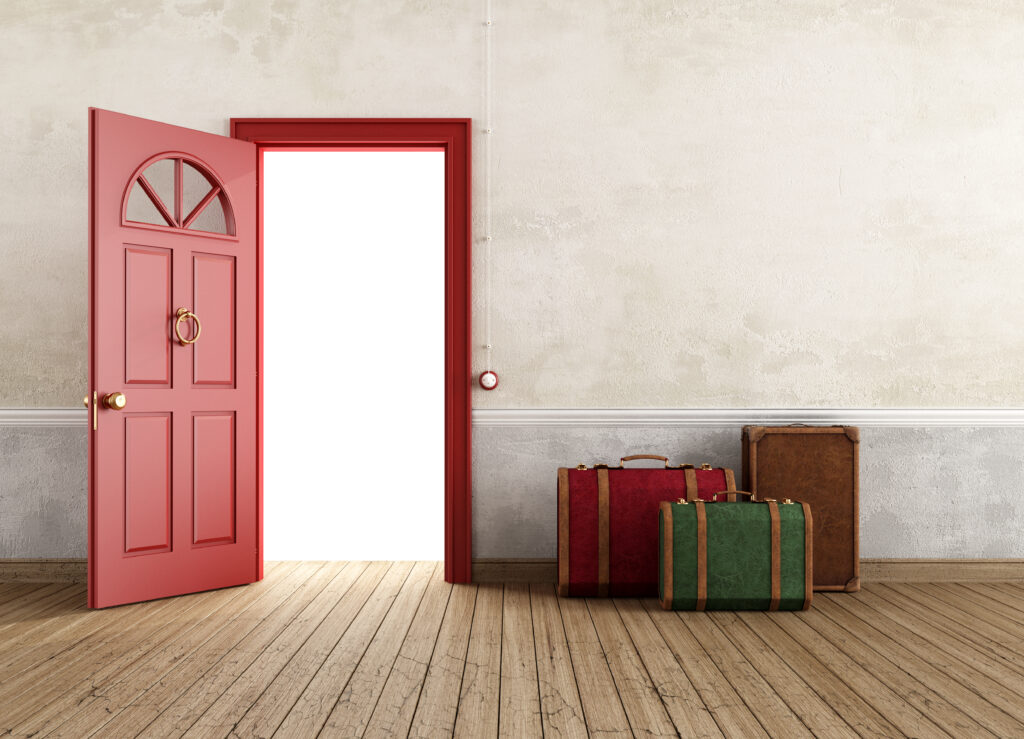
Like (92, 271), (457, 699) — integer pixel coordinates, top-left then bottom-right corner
(472, 408), (1024, 427)
(5, 407), (1024, 428)
(0, 409), (88, 427)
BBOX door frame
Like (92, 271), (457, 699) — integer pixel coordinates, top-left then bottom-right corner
(230, 118), (473, 583)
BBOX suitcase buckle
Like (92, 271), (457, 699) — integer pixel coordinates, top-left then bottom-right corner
(676, 498), (689, 504)
(700, 463), (712, 470)
(575, 464), (588, 470)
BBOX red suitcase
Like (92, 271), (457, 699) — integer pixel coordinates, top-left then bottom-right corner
(557, 455), (737, 596)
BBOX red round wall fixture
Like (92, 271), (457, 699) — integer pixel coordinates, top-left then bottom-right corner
(479, 371), (499, 390)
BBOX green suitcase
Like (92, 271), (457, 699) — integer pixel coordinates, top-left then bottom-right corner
(658, 495), (813, 611)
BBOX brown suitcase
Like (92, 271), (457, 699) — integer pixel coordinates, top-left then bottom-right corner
(742, 426), (859, 592)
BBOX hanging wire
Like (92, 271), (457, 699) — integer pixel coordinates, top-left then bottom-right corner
(483, 0), (494, 371)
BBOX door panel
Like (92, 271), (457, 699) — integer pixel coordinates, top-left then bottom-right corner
(124, 246), (172, 386)
(193, 412), (237, 545)
(89, 108), (258, 608)
(124, 414), (172, 554)
(192, 253), (236, 386)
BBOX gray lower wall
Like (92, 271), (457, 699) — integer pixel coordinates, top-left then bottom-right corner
(0, 424), (87, 557)
(473, 425), (1024, 560)
(2, 417), (1023, 560)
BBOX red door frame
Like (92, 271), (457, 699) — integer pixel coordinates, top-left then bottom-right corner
(230, 119), (472, 583)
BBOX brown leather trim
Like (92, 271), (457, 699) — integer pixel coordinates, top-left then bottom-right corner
(660, 502), (673, 610)
(801, 501), (813, 610)
(744, 425), (767, 444)
(745, 433), (758, 497)
(851, 430), (861, 586)
(557, 468), (570, 597)
(597, 468), (610, 597)
(844, 426), (861, 443)
(684, 467), (698, 502)
(768, 501), (781, 611)
(723, 468), (736, 492)
(695, 501), (707, 611)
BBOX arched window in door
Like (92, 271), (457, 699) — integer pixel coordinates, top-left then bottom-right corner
(122, 154), (236, 236)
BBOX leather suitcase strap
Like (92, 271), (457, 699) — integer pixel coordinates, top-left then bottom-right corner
(768, 501), (781, 611)
(695, 501), (707, 611)
(684, 468), (698, 502)
(597, 468), (610, 597)
(724, 468), (737, 492)
(802, 501), (814, 610)
(660, 502), (673, 610)
(557, 469), (570, 597)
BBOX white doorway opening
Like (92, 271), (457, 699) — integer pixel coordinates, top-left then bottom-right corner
(262, 149), (446, 560)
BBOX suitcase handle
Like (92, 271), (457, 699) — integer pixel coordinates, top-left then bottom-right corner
(620, 454), (671, 468)
(713, 490), (756, 502)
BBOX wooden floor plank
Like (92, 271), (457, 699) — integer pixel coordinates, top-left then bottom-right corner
(452, 583), (503, 739)
(90, 562), (324, 738)
(848, 587), (1024, 700)
(24, 565), (301, 738)
(318, 562), (437, 737)
(882, 583), (1024, 665)
(613, 600), (722, 739)
(752, 609), (953, 738)
(405, 583), (477, 739)
(909, 583), (1024, 643)
(0, 579), (238, 733)
(719, 610), (902, 738)
(935, 582), (1024, 631)
(814, 595), (1011, 737)
(683, 612), (813, 738)
(496, 583), (542, 738)
(0, 583), (48, 616)
(531, 585), (588, 739)
(228, 562), (392, 738)
(586, 598), (677, 738)
(269, 562), (417, 738)
(704, 610), (857, 739)
(361, 566), (453, 738)
(821, 592), (1024, 734)
(0, 584), (84, 643)
(960, 580), (1024, 611)
(0, 583), (72, 624)
(2, 569), (1023, 738)
(645, 603), (769, 738)
(177, 561), (372, 737)
(557, 596), (632, 737)
(866, 583), (1024, 681)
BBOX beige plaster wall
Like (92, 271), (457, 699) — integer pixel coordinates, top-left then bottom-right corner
(2, 0), (1023, 409)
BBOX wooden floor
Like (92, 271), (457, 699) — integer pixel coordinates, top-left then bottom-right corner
(2, 563), (1024, 737)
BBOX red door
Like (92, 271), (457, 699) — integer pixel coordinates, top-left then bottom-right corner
(88, 109), (259, 608)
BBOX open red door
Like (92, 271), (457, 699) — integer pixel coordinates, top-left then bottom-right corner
(88, 109), (259, 608)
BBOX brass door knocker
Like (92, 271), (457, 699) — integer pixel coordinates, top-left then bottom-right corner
(174, 308), (202, 345)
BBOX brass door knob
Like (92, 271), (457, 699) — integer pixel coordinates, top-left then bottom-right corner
(83, 395), (89, 409)
(103, 392), (127, 410)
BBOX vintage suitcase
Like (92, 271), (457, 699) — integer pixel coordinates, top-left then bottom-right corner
(557, 455), (736, 597)
(742, 425), (859, 592)
(658, 497), (813, 611)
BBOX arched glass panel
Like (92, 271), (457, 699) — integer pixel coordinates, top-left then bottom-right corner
(123, 156), (234, 236)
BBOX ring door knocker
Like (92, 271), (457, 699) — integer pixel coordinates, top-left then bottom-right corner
(174, 307), (202, 345)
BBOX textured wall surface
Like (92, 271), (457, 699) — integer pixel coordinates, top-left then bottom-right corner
(2, 1), (1024, 407)
(3, 2), (1024, 559)
(0, 425), (87, 557)
(6, 420), (1023, 559)
(473, 424), (1024, 559)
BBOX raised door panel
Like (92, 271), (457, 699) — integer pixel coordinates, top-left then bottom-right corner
(125, 245), (172, 386)
(124, 414), (172, 554)
(193, 412), (236, 546)
(192, 253), (235, 386)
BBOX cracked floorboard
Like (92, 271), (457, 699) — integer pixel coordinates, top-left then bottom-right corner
(1, 563), (1024, 737)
